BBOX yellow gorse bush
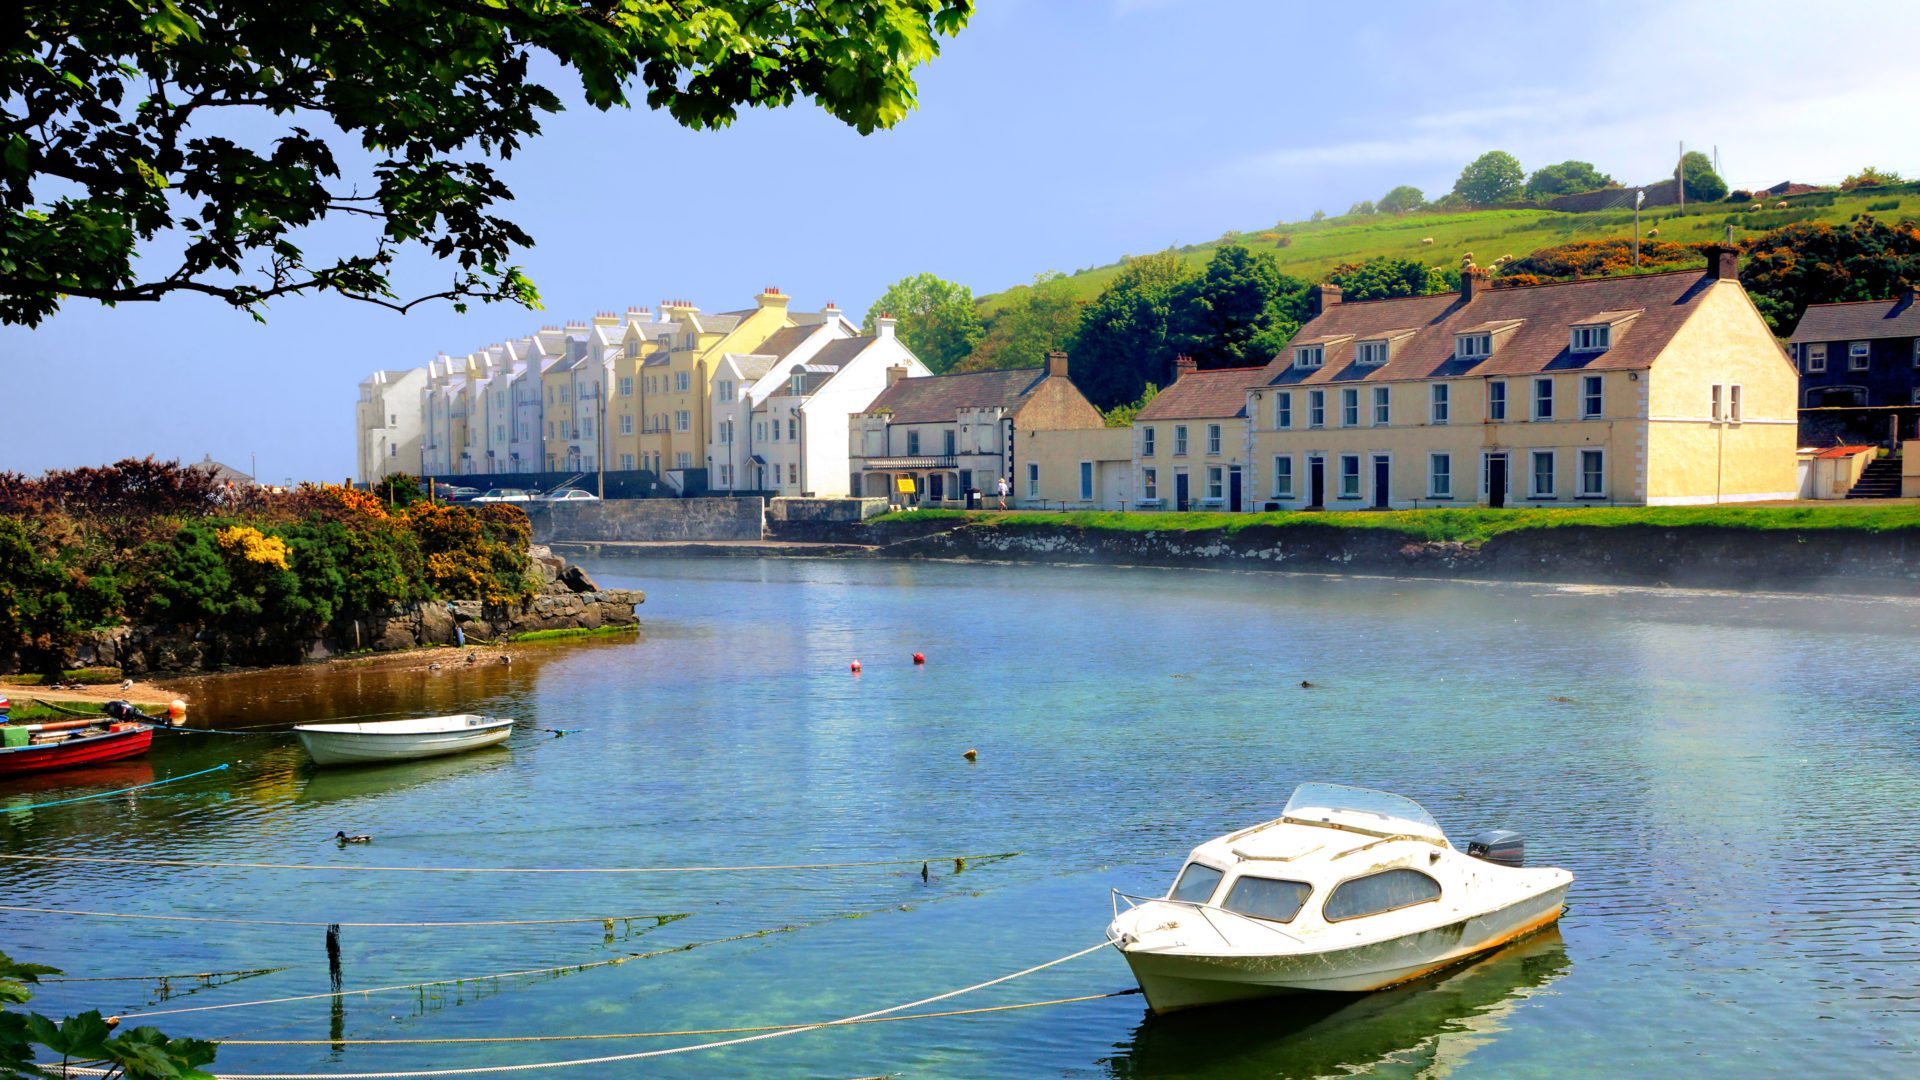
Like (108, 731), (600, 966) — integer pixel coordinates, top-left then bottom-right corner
(217, 525), (291, 570)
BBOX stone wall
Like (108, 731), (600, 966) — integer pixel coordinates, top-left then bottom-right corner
(856, 519), (1920, 595)
(526, 497), (765, 543)
(48, 546), (644, 676)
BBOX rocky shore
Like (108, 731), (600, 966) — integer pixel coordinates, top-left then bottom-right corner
(47, 546), (643, 677)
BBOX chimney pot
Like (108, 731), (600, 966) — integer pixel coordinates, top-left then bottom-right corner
(1173, 355), (1198, 382)
(1460, 267), (1490, 302)
(886, 364), (909, 387)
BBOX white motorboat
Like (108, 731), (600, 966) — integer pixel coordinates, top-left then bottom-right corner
(1107, 783), (1573, 1013)
(293, 714), (514, 767)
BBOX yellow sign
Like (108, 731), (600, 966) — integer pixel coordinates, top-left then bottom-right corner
(895, 476), (917, 494)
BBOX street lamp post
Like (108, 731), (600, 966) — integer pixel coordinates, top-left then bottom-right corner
(1633, 189), (1646, 269)
(596, 380), (606, 499)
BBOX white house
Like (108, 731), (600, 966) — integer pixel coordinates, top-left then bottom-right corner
(749, 318), (932, 496)
(354, 367), (427, 484)
(705, 305), (870, 493)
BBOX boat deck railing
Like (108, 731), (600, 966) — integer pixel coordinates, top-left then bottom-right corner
(1110, 888), (1306, 949)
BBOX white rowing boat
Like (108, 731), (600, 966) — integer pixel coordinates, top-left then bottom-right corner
(293, 714), (514, 767)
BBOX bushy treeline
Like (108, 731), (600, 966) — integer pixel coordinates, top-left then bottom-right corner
(0, 459), (537, 671)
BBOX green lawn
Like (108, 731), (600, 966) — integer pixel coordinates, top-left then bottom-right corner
(871, 504), (1920, 546)
(978, 187), (1915, 314)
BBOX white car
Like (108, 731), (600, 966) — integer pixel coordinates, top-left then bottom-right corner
(542, 488), (600, 502)
(471, 488), (535, 503)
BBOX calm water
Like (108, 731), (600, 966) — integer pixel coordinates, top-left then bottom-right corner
(5, 558), (1918, 1078)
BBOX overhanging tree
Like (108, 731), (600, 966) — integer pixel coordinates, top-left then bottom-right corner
(2, 1), (974, 326)
(863, 271), (983, 373)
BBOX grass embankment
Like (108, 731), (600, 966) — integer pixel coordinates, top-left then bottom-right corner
(978, 186), (1914, 312)
(506, 626), (638, 644)
(2, 700), (167, 725)
(872, 504), (1920, 546)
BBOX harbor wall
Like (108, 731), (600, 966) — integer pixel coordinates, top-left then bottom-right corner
(39, 548), (644, 677)
(526, 497), (765, 543)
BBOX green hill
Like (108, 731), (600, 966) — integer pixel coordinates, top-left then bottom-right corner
(977, 186), (1915, 314)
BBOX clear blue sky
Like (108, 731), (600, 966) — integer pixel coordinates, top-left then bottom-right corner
(4, 0), (1917, 481)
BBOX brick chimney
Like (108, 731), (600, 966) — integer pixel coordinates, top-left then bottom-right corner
(1173, 354), (1197, 382)
(1460, 267), (1490, 303)
(886, 364), (909, 387)
(874, 312), (897, 340)
(1901, 284), (1917, 308)
(1045, 350), (1069, 379)
(755, 286), (790, 313)
(1311, 283), (1342, 317)
(1702, 244), (1740, 281)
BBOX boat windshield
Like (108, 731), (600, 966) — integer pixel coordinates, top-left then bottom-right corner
(1280, 783), (1447, 844)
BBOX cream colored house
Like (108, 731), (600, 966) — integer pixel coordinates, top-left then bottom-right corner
(1131, 358), (1269, 511)
(1246, 248), (1798, 509)
(354, 368), (427, 484)
(1017, 427), (1134, 509)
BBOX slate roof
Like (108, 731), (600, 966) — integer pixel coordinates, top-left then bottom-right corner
(863, 367), (1046, 424)
(1788, 295), (1920, 343)
(806, 336), (875, 372)
(746, 325), (820, 363)
(1264, 269), (1728, 389)
(1136, 366), (1269, 421)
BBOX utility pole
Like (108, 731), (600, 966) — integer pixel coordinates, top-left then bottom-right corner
(1634, 189), (1645, 269)
(596, 380), (606, 499)
(1677, 141), (1685, 212)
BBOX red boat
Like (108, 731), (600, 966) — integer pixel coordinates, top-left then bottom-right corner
(0, 718), (156, 776)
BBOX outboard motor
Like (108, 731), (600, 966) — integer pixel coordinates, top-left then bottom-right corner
(104, 699), (169, 726)
(1466, 829), (1525, 867)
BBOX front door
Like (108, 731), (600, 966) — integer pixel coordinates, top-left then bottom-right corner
(929, 472), (945, 502)
(1487, 454), (1508, 509)
(1372, 455), (1390, 509)
(1228, 467), (1243, 512)
(1308, 457), (1326, 509)
(959, 469), (972, 497)
(1175, 472), (1190, 511)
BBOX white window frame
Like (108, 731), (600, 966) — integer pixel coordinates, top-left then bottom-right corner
(1141, 426), (1156, 457)
(676, 371), (691, 392)
(1579, 448), (1606, 499)
(1729, 383), (1743, 422)
(1294, 345), (1324, 369)
(1026, 462), (1040, 497)
(1174, 425), (1188, 456)
(1581, 375), (1603, 419)
(1530, 449), (1556, 498)
(1207, 466), (1223, 500)
(1488, 380), (1507, 422)
(1079, 461), (1095, 501)
(1533, 377), (1554, 421)
(1429, 383), (1450, 425)
(1338, 454), (1362, 499)
(1308, 391), (1325, 429)
(1275, 392), (1292, 429)
(1711, 384), (1724, 422)
(675, 410), (690, 432)
(906, 430), (918, 454)
(1356, 340), (1388, 366)
(1849, 341), (1871, 370)
(1428, 452), (1452, 499)
(1570, 324), (1611, 353)
(1373, 386), (1390, 426)
(619, 414), (633, 435)
(1455, 333), (1492, 360)
(1207, 423), (1222, 455)
(1142, 467), (1158, 501)
(1341, 388), (1359, 428)
(1273, 455), (1294, 498)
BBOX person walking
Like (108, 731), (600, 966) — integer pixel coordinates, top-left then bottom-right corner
(995, 474), (1010, 510)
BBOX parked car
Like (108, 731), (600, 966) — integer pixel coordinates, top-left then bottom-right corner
(436, 485), (481, 503)
(542, 488), (601, 502)
(471, 488), (535, 503)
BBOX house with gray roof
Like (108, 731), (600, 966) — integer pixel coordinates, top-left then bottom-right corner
(1788, 287), (1920, 407)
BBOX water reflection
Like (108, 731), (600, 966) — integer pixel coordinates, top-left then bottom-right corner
(1103, 929), (1570, 1079)
(295, 748), (513, 804)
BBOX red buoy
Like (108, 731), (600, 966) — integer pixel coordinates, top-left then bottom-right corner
(912, 652), (926, 665)
(850, 660), (862, 674)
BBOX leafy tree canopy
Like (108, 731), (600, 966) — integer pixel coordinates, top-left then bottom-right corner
(863, 271), (984, 373)
(1067, 251), (1195, 409)
(1327, 256), (1459, 301)
(1101, 383), (1158, 428)
(1678, 150), (1727, 202)
(3, 949), (218, 1080)
(1346, 200), (1377, 216)
(1174, 244), (1311, 371)
(2, 1), (974, 327)
(1452, 150), (1525, 207)
(1525, 160), (1615, 200)
(1377, 185), (1425, 214)
(1842, 166), (1905, 191)
(1741, 216), (1920, 332)
(954, 271), (1079, 373)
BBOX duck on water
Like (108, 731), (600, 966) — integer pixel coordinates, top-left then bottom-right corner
(1107, 783), (1572, 1013)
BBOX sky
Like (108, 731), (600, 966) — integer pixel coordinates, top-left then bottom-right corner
(4, 0), (1919, 481)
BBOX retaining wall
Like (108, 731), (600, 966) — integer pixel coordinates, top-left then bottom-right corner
(527, 497), (766, 543)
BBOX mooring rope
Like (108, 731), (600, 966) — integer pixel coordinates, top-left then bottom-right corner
(62, 942), (1113, 1078)
(38, 967), (289, 984)
(0, 852), (1019, 875)
(28, 697), (107, 717)
(214, 990), (1137, 1044)
(2, 765), (231, 812)
(0, 906), (688, 930)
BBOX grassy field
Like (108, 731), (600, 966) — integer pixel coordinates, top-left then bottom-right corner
(871, 503), (1920, 546)
(978, 185), (1918, 314)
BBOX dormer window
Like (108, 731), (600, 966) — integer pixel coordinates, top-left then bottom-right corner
(1455, 333), (1492, 360)
(1570, 325), (1612, 353)
(1294, 345), (1324, 369)
(1356, 340), (1388, 366)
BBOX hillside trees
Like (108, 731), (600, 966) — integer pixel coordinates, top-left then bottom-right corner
(956, 272), (1080, 372)
(864, 273), (984, 373)
(1740, 217), (1920, 332)
(1378, 186), (1426, 213)
(1174, 245), (1312, 371)
(1, 1), (975, 327)
(1842, 166), (1905, 190)
(1453, 151), (1525, 207)
(1526, 161), (1614, 199)
(1328, 256), (1458, 301)
(1067, 252), (1196, 409)
(1678, 151), (1728, 202)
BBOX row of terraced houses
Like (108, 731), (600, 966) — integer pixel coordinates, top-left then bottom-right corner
(361, 248), (1901, 507)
